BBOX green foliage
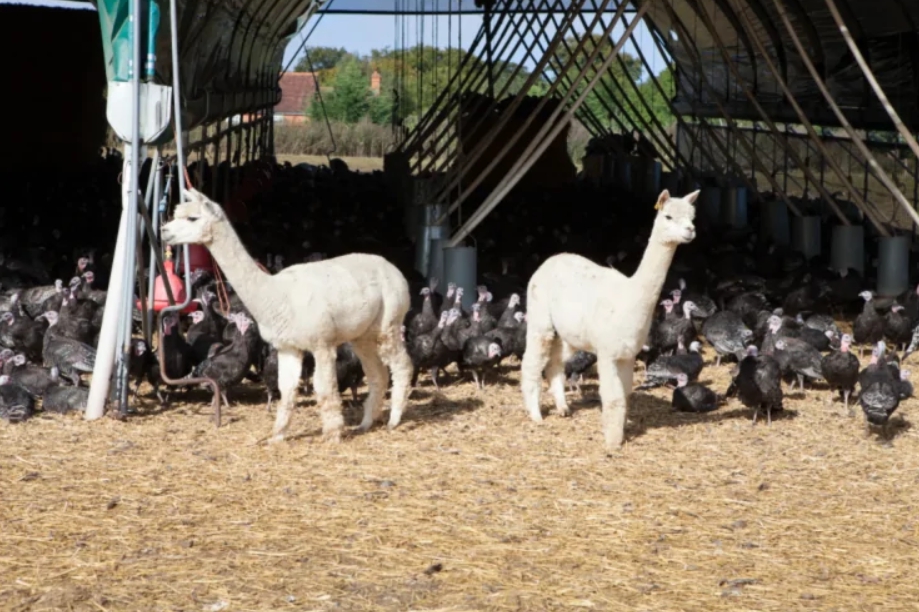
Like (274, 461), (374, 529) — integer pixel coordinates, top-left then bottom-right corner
(296, 42), (676, 133)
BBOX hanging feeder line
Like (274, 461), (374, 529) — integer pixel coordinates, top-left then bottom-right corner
(435, 0), (626, 225)
(429, 0), (594, 216)
(402, 0), (522, 171)
(688, 0), (856, 228)
(449, 0), (650, 246)
(415, 0), (571, 175)
(734, 5), (882, 228)
(657, 0), (799, 216)
(302, 47), (338, 161)
(773, 0), (919, 232)
(409, 0), (549, 176)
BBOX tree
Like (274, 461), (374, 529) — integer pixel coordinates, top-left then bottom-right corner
(294, 46), (354, 81)
(308, 57), (371, 123)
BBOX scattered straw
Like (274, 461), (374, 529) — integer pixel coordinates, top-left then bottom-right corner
(2, 347), (918, 611)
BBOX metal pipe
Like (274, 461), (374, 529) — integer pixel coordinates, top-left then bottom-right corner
(824, 0), (919, 174)
(774, 0), (919, 232)
(734, 4), (884, 229)
(146, 152), (165, 335)
(449, 0), (649, 246)
(153, 0), (222, 426)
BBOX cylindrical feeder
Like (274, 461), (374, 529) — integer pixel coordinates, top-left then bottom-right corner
(760, 199), (790, 246)
(616, 156), (633, 191)
(661, 169), (681, 194)
(831, 224), (865, 274)
(720, 185), (748, 228)
(414, 203), (450, 277)
(877, 235), (911, 297)
(428, 238), (450, 283)
(700, 186), (721, 223)
(791, 215), (821, 260)
(634, 159), (662, 199)
(582, 153), (603, 186)
(444, 245), (477, 311)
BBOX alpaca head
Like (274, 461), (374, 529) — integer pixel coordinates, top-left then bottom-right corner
(161, 188), (228, 247)
(651, 189), (699, 245)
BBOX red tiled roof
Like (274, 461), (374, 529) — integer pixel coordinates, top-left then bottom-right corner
(276, 72), (318, 115)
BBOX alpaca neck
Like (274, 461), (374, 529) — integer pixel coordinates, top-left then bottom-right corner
(629, 238), (677, 314)
(206, 222), (271, 318)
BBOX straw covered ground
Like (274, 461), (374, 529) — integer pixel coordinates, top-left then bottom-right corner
(2, 346), (919, 612)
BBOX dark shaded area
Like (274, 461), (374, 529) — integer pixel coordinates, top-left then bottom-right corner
(0, 6), (108, 172)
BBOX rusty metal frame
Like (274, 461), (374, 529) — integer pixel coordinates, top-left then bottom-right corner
(448, 0), (649, 246)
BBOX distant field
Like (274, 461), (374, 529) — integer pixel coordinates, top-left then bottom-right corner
(275, 154), (384, 173)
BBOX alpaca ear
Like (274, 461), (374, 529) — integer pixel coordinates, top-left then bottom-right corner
(654, 189), (671, 211)
(684, 189), (701, 206)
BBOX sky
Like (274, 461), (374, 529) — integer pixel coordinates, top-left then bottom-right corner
(1, 0), (668, 77)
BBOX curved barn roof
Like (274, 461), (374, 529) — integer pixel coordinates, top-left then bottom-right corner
(87, 0), (919, 131)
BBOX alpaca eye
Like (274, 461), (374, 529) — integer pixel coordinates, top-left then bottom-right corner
(665, 215), (673, 220)
(187, 216), (199, 222)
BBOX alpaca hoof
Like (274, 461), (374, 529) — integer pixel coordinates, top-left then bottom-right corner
(527, 411), (544, 423)
(268, 433), (286, 444)
(357, 420), (374, 433)
(387, 419), (401, 431)
(553, 406), (571, 418)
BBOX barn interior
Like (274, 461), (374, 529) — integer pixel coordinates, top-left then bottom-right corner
(3, 0), (919, 609)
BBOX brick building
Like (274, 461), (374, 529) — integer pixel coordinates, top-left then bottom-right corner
(274, 72), (319, 124)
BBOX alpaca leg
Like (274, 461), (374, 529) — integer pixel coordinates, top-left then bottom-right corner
(270, 349), (303, 443)
(545, 337), (569, 416)
(350, 341), (387, 432)
(597, 358), (634, 452)
(311, 347), (344, 442)
(521, 331), (556, 422)
(378, 326), (413, 429)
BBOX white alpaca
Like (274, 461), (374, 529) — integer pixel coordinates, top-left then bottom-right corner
(521, 189), (699, 451)
(161, 187), (414, 443)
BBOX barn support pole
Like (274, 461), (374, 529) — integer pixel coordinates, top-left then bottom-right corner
(449, 1), (650, 245)
(434, 0), (615, 222)
(429, 0), (598, 214)
(825, 0), (919, 163)
(417, 1), (563, 178)
(86, 0), (147, 421)
(774, 0), (919, 230)
(691, 1), (852, 226)
(735, 6), (880, 230)
(658, 2), (801, 216)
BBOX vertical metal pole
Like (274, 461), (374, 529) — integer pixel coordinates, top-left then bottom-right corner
(146, 152), (164, 335)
